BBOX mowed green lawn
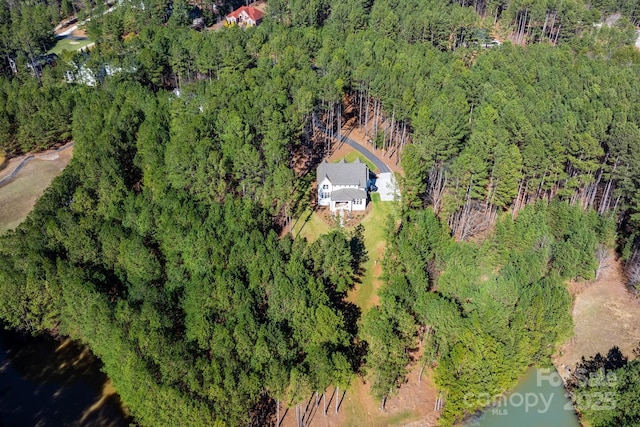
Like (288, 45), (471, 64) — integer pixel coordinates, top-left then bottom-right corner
(49, 37), (93, 55)
(340, 150), (377, 172)
(351, 194), (396, 310)
(291, 194), (419, 426)
(290, 207), (332, 242)
(291, 192), (398, 311)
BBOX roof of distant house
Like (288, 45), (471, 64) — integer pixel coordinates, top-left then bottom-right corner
(227, 6), (264, 22)
(317, 159), (369, 187)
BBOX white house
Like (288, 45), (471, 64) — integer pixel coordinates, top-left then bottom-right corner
(317, 159), (369, 212)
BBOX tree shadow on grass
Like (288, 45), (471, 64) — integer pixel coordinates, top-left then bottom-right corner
(566, 346), (628, 390)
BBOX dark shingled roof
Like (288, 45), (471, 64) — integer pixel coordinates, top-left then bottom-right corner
(317, 159), (368, 187)
(331, 188), (367, 202)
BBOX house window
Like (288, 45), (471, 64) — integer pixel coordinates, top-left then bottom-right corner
(322, 184), (329, 190)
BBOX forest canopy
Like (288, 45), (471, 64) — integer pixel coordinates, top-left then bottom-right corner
(0, 0), (638, 425)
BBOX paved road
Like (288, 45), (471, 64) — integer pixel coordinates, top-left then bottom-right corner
(0, 142), (74, 188)
(338, 133), (390, 173)
(0, 155), (34, 187)
(314, 115), (391, 173)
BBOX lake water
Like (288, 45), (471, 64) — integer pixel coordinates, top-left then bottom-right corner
(0, 327), (130, 426)
(468, 367), (581, 427)
(1, 326), (582, 427)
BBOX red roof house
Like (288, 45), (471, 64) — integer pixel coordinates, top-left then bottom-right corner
(226, 6), (264, 27)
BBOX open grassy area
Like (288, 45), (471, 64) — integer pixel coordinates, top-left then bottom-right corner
(285, 195), (431, 427)
(344, 406), (416, 427)
(0, 151), (73, 234)
(338, 150), (377, 172)
(554, 251), (640, 378)
(291, 193), (398, 309)
(49, 37), (93, 55)
(348, 193), (397, 311)
(290, 207), (332, 242)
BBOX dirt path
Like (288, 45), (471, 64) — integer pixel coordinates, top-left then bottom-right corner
(279, 364), (438, 427)
(554, 251), (640, 377)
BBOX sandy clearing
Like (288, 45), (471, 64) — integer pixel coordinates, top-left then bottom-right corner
(554, 251), (640, 378)
(279, 362), (438, 427)
(0, 146), (73, 234)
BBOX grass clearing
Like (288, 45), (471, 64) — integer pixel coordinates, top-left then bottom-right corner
(340, 387), (417, 427)
(337, 150), (377, 172)
(291, 193), (398, 310)
(335, 358), (438, 427)
(290, 207), (332, 242)
(274, 196), (437, 427)
(285, 186), (426, 427)
(349, 193), (397, 311)
(49, 37), (93, 55)
(0, 150), (73, 234)
(554, 251), (640, 377)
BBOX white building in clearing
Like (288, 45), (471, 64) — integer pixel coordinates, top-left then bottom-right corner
(317, 159), (370, 212)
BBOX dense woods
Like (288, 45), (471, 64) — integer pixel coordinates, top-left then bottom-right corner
(573, 355), (640, 426)
(0, 0), (639, 425)
(1, 81), (367, 425)
(366, 203), (614, 424)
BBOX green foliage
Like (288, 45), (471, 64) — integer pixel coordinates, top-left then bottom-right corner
(0, 76), (75, 154)
(0, 80), (362, 425)
(368, 203), (612, 425)
(573, 350), (640, 427)
(311, 230), (355, 293)
(362, 305), (414, 401)
(0, 0), (638, 425)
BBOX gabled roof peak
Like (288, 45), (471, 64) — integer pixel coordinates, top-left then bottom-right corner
(317, 159), (369, 187)
(227, 6), (264, 22)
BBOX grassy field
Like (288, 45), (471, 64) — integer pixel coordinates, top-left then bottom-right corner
(290, 208), (332, 242)
(348, 193), (397, 311)
(0, 152), (73, 234)
(286, 195), (431, 427)
(555, 251), (640, 378)
(291, 193), (398, 309)
(49, 37), (93, 55)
